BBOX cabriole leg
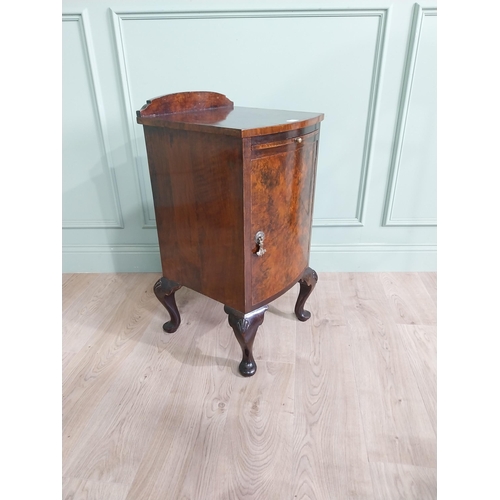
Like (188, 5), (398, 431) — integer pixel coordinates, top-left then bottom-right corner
(153, 277), (182, 333)
(294, 267), (318, 321)
(224, 305), (268, 377)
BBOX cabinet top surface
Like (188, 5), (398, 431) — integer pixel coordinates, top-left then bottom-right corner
(136, 106), (324, 137)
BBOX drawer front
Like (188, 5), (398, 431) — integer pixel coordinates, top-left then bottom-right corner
(250, 128), (319, 159)
(249, 129), (319, 307)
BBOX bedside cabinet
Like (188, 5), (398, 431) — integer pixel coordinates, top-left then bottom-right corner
(137, 91), (324, 377)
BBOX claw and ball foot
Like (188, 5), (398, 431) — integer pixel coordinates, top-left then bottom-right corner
(294, 267), (318, 321)
(153, 277), (182, 333)
(224, 305), (268, 377)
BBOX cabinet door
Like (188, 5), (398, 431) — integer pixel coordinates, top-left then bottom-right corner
(249, 129), (319, 307)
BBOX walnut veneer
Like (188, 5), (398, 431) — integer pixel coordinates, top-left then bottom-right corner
(137, 91), (324, 376)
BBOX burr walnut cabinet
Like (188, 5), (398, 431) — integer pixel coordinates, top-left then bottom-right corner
(137, 91), (324, 376)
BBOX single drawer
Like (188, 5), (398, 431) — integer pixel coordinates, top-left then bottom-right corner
(250, 129), (319, 159)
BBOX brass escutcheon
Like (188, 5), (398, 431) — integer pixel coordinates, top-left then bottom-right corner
(255, 231), (266, 257)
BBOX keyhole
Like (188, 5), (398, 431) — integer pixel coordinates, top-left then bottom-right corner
(255, 231), (266, 256)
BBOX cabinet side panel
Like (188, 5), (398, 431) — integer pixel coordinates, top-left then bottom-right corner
(144, 127), (245, 310)
(249, 131), (319, 307)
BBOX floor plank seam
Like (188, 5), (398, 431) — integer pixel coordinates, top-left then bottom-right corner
(367, 461), (437, 469)
(346, 324), (377, 496)
(63, 272), (436, 500)
(399, 329), (437, 440)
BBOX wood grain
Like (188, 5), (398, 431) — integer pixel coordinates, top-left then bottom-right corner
(137, 91), (233, 117)
(139, 93), (323, 315)
(349, 324), (436, 467)
(62, 351), (75, 372)
(63, 273), (159, 461)
(62, 274), (99, 313)
(419, 272), (437, 307)
(62, 272), (437, 499)
(256, 284), (297, 364)
(399, 325), (437, 434)
(380, 272), (437, 325)
(62, 477), (129, 500)
(214, 361), (295, 499)
(63, 287), (216, 486)
(293, 276), (373, 499)
(249, 130), (318, 307)
(63, 274), (132, 353)
(338, 272), (396, 332)
(137, 103), (324, 138)
(62, 273), (74, 285)
(370, 462), (437, 500)
(144, 125), (246, 311)
(339, 273), (436, 467)
(123, 299), (234, 500)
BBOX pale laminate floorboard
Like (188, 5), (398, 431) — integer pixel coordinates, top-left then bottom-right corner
(62, 272), (437, 500)
(293, 278), (373, 500)
(339, 273), (436, 467)
(62, 351), (76, 372)
(62, 273), (74, 286)
(62, 477), (130, 500)
(63, 273), (159, 461)
(166, 316), (239, 500)
(419, 272), (437, 307)
(310, 272), (347, 326)
(124, 298), (236, 500)
(214, 361), (295, 500)
(62, 274), (100, 313)
(370, 462), (437, 500)
(62, 289), (211, 485)
(256, 285), (297, 364)
(338, 272), (397, 332)
(399, 325), (437, 434)
(380, 272), (437, 326)
(63, 274), (136, 353)
(349, 324), (436, 467)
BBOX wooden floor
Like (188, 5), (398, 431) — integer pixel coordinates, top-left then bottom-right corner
(62, 272), (437, 500)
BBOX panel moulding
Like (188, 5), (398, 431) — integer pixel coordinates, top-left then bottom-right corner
(62, 11), (124, 229)
(382, 4), (437, 227)
(110, 8), (389, 228)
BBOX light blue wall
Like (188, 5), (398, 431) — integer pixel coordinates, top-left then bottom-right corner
(62, 0), (437, 272)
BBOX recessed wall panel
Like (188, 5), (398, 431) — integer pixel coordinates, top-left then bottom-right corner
(116, 12), (384, 227)
(62, 15), (122, 228)
(385, 8), (437, 225)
